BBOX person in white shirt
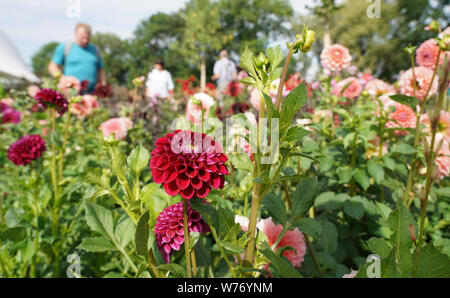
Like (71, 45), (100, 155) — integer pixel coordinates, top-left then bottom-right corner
(145, 59), (174, 99)
(212, 50), (237, 106)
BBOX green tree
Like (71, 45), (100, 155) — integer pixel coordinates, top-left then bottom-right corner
(31, 42), (58, 78)
(127, 12), (186, 85)
(218, 0), (294, 53)
(176, 0), (232, 89)
(90, 32), (129, 85)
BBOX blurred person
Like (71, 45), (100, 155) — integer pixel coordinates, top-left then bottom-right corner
(145, 59), (174, 99)
(212, 50), (237, 106)
(48, 23), (107, 93)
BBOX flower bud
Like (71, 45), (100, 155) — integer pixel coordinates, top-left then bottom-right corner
(438, 35), (450, 51)
(301, 30), (315, 52)
(404, 46), (417, 56)
(253, 52), (269, 69)
(425, 20), (439, 32)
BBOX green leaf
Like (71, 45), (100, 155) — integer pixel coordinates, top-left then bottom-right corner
(159, 263), (187, 278)
(240, 46), (257, 79)
(219, 241), (243, 254)
(266, 45), (284, 71)
(367, 237), (392, 259)
(343, 199), (365, 220)
(85, 203), (115, 239)
(416, 245), (450, 277)
(260, 242), (303, 278)
(389, 94), (418, 111)
(127, 144), (150, 174)
(135, 211), (150, 257)
(392, 143), (416, 155)
(337, 167), (353, 183)
(263, 93), (279, 119)
(382, 156), (396, 170)
(289, 152), (319, 163)
(280, 83), (308, 137)
(320, 220), (338, 254)
(354, 169), (370, 190)
(229, 153), (253, 173)
(292, 218), (323, 238)
(240, 76), (257, 87)
(1, 226), (27, 242)
(262, 193), (287, 226)
(115, 216), (134, 249)
(367, 160), (385, 184)
(283, 126), (311, 143)
(78, 236), (116, 252)
(289, 177), (319, 222)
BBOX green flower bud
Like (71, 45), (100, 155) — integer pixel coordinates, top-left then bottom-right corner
(253, 52), (269, 69)
(438, 35), (450, 51)
(300, 30), (315, 53)
(426, 20), (439, 32)
(404, 46), (417, 56)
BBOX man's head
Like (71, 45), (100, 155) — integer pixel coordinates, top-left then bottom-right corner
(154, 59), (164, 71)
(74, 23), (91, 48)
(219, 50), (228, 59)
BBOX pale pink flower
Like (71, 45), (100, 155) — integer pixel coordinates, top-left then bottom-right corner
(58, 76), (81, 96)
(332, 77), (363, 99)
(0, 98), (14, 106)
(343, 269), (358, 278)
(99, 117), (133, 140)
(385, 101), (416, 136)
(435, 139), (450, 181)
(398, 67), (438, 101)
(70, 95), (99, 118)
(365, 79), (396, 97)
(260, 217), (307, 268)
(248, 80), (285, 110)
(358, 73), (374, 85)
(416, 39), (445, 69)
(421, 110), (450, 142)
(320, 44), (352, 72)
(186, 92), (215, 123)
(313, 109), (333, 123)
(27, 85), (40, 98)
(296, 118), (313, 132)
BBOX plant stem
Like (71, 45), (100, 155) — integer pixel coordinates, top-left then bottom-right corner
(304, 234), (322, 274)
(58, 112), (71, 182)
(191, 249), (198, 277)
(275, 45), (294, 111)
(148, 249), (161, 278)
(243, 183), (263, 266)
(183, 199), (192, 278)
(271, 225), (288, 251)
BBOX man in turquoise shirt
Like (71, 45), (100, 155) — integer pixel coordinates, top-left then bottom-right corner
(48, 23), (106, 92)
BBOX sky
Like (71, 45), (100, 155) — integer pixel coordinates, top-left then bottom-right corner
(0, 0), (309, 66)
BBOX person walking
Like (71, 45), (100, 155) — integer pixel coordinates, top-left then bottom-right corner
(48, 23), (106, 93)
(145, 59), (174, 100)
(212, 50), (237, 107)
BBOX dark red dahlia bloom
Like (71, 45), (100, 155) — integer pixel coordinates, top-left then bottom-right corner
(34, 88), (68, 115)
(226, 81), (241, 97)
(0, 102), (10, 112)
(154, 200), (209, 263)
(149, 130), (229, 199)
(7, 135), (46, 166)
(93, 83), (111, 98)
(229, 102), (250, 115)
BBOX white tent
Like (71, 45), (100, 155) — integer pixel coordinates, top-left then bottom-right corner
(0, 29), (40, 83)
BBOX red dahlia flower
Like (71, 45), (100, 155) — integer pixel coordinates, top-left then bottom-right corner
(34, 88), (68, 115)
(7, 135), (46, 165)
(149, 130), (229, 199)
(154, 200), (209, 262)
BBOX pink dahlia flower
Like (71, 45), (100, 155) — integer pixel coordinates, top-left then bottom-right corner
(416, 39), (445, 69)
(435, 139), (450, 181)
(70, 95), (99, 118)
(398, 67), (438, 101)
(385, 101), (416, 136)
(364, 79), (396, 97)
(98, 117), (133, 140)
(1, 108), (21, 124)
(34, 88), (69, 115)
(421, 110), (450, 142)
(154, 201), (209, 262)
(332, 77), (363, 99)
(320, 44), (352, 72)
(27, 85), (40, 98)
(7, 135), (46, 166)
(58, 75), (81, 96)
(186, 92), (215, 123)
(0, 98), (14, 106)
(260, 217), (307, 268)
(149, 130), (229, 199)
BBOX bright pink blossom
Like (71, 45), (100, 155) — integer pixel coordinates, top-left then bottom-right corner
(320, 44), (352, 72)
(98, 117), (133, 140)
(332, 77), (363, 99)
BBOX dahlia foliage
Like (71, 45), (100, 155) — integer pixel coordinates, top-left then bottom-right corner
(1, 23), (450, 280)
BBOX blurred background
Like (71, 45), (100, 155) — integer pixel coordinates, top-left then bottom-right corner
(0, 0), (449, 88)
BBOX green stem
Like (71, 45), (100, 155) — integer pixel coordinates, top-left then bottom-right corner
(271, 225), (288, 251)
(148, 249), (161, 278)
(304, 234), (322, 274)
(183, 199), (192, 278)
(209, 225), (236, 277)
(275, 45), (294, 111)
(243, 183), (263, 267)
